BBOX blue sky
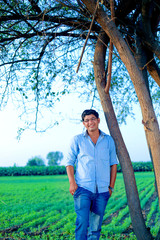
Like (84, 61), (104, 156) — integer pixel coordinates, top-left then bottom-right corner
(0, 94), (154, 167)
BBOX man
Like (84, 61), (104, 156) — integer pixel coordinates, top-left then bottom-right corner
(65, 109), (118, 240)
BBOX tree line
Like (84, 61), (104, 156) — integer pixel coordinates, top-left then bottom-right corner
(0, 162), (154, 176)
(26, 151), (63, 166)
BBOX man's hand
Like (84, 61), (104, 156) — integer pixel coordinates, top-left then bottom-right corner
(66, 165), (78, 195)
(69, 181), (78, 195)
(109, 164), (117, 197)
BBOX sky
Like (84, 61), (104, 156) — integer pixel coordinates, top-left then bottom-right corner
(0, 93), (155, 167)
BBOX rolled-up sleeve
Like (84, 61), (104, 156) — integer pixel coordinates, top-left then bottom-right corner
(65, 136), (79, 167)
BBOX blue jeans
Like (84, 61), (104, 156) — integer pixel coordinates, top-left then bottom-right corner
(73, 187), (110, 240)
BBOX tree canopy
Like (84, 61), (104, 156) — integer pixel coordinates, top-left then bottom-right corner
(26, 156), (45, 166)
(47, 151), (64, 166)
(0, 0), (159, 131)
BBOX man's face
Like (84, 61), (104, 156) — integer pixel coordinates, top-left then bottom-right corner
(83, 114), (100, 133)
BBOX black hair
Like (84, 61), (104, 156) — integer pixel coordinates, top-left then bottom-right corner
(81, 109), (99, 121)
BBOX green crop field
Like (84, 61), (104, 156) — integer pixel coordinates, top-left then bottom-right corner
(0, 172), (159, 240)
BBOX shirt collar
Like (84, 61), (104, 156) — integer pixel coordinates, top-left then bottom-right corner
(83, 129), (106, 137)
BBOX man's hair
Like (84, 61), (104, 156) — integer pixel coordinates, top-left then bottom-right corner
(81, 109), (99, 121)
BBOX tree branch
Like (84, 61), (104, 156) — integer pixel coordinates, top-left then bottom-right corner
(76, 0), (99, 73)
(104, 0), (115, 94)
(28, 0), (42, 14)
(147, 59), (160, 87)
(141, 0), (160, 60)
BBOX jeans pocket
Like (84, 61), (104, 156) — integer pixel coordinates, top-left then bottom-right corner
(73, 186), (84, 198)
(73, 186), (80, 198)
(103, 191), (110, 200)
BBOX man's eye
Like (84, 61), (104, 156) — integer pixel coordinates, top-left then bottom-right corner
(84, 118), (97, 123)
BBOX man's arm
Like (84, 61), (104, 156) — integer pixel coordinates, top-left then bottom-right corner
(109, 164), (117, 196)
(66, 165), (78, 195)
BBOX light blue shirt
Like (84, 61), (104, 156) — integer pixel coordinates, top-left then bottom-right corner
(65, 130), (118, 193)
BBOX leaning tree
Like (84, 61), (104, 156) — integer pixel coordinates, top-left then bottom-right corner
(0, 0), (160, 239)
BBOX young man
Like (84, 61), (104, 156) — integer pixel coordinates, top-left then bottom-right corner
(65, 109), (118, 240)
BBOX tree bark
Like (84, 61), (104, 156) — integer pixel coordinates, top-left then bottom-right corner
(147, 57), (160, 87)
(133, 34), (158, 192)
(81, 0), (160, 207)
(93, 31), (153, 240)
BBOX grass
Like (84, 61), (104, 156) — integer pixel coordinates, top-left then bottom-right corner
(0, 172), (159, 239)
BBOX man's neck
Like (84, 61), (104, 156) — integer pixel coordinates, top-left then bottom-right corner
(87, 129), (99, 136)
(87, 129), (100, 144)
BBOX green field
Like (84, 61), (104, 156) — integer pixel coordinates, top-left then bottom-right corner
(0, 172), (159, 239)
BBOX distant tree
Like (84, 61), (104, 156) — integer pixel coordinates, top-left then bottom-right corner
(27, 156), (45, 166)
(47, 151), (63, 166)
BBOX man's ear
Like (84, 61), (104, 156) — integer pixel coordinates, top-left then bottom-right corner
(98, 118), (100, 124)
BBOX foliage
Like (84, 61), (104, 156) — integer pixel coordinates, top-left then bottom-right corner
(0, 0), (159, 130)
(0, 173), (159, 239)
(0, 162), (153, 176)
(46, 151), (64, 166)
(117, 161), (154, 173)
(0, 166), (66, 176)
(26, 156), (45, 166)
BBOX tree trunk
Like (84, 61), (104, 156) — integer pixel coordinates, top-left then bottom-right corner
(82, 0), (160, 207)
(134, 34), (158, 192)
(93, 31), (153, 240)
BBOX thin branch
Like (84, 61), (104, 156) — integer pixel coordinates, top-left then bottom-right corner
(0, 30), (97, 43)
(90, 86), (97, 109)
(0, 76), (9, 109)
(104, 41), (113, 93)
(0, 58), (40, 67)
(104, 0), (115, 94)
(34, 36), (55, 131)
(28, 0), (42, 14)
(76, 0), (99, 73)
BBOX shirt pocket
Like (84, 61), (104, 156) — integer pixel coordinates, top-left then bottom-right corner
(99, 148), (109, 163)
(78, 143), (95, 167)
